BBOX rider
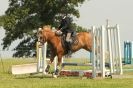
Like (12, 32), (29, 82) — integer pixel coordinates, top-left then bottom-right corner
(58, 15), (75, 54)
(58, 15), (74, 43)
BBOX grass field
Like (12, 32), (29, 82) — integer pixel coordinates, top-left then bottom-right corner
(0, 58), (133, 88)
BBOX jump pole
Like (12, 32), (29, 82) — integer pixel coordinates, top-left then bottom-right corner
(115, 24), (123, 74)
(92, 26), (96, 78)
(101, 26), (105, 77)
(37, 42), (48, 74)
(91, 25), (105, 78)
(106, 24), (123, 75)
(106, 25), (113, 74)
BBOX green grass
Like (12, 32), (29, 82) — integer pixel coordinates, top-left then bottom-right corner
(0, 58), (133, 88)
(1, 77), (133, 88)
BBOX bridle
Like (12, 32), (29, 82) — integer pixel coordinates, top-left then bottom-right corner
(37, 29), (46, 45)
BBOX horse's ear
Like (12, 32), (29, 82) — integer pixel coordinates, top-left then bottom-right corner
(37, 28), (43, 36)
(47, 25), (51, 29)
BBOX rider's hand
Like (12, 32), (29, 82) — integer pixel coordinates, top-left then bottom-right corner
(55, 30), (62, 35)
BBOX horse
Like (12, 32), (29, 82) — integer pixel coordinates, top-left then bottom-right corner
(37, 25), (92, 77)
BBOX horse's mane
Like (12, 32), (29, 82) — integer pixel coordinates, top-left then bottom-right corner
(42, 25), (59, 39)
(42, 25), (52, 31)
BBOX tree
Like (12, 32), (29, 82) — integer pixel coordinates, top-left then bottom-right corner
(0, 0), (88, 57)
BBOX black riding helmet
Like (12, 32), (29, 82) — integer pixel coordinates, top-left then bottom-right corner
(62, 15), (73, 23)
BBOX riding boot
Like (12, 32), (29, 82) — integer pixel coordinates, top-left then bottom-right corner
(67, 42), (72, 55)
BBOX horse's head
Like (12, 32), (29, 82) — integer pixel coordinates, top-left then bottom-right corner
(37, 25), (52, 44)
(37, 28), (44, 44)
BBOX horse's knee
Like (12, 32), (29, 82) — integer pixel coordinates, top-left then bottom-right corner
(50, 59), (54, 63)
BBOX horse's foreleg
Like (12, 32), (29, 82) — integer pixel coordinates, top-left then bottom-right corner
(54, 54), (63, 76)
(45, 52), (56, 73)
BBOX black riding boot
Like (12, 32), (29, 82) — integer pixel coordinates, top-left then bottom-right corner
(67, 42), (72, 55)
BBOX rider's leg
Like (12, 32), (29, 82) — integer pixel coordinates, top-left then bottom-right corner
(66, 32), (72, 43)
(65, 33), (72, 55)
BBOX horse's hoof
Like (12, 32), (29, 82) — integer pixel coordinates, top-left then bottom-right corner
(53, 74), (58, 78)
(52, 73), (58, 78)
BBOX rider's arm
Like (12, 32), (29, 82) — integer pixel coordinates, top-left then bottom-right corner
(58, 23), (62, 30)
(60, 18), (70, 31)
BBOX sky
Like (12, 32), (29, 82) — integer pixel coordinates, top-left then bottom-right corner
(76, 0), (133, 42)
(0, 0), (133, 58)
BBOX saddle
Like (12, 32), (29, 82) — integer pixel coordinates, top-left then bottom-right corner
(61, 32), (78, 54)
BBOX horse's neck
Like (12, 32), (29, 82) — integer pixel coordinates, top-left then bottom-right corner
(47, 32), (60, 47)
(46, 32), (54, 40)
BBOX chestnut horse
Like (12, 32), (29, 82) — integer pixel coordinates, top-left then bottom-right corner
(38, 25), (92, 77)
